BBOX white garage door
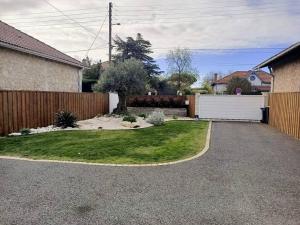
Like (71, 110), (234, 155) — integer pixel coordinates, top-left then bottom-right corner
(196, 95), (265, 121)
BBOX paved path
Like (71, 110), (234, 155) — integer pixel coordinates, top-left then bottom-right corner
(0, 122), (299, 225)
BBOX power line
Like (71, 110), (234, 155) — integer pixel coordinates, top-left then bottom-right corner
(2, 1), (297, 19)
(86, 13), (108, 56)
(63, 47), (284, 54)
(0, 7), (108, 17)
(42, 0), (98, 37)
(8, 8), (292, 26)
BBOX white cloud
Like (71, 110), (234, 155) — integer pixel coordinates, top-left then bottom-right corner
(0, 0), (299, 62)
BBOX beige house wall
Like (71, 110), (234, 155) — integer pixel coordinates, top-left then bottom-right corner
(0, 48), (82, 92)
(272, 58), (300, 92)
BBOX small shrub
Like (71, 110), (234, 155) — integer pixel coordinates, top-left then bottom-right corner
(172, 115), (178, 120)
(55, 111), (77, 128)
(20, 128), (31, 135)
(147, 111), (165, 126)
(138, 113), (147, 119)
(123, 115), (137, 123)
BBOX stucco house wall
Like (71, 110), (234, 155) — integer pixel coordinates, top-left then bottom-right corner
(272, 57), (300, 92)
(0, 48), (82, 92)
(213, 84), (227, 93)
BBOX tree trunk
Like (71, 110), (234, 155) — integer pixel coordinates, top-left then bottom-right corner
(114, 93), (127, 114)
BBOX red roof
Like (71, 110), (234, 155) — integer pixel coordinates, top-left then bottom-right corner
(0, 21), (82, 68)
(252, 85), (271, 92)
(213, 70), (272, 85)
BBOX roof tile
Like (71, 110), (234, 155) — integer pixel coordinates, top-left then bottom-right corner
(0, 21), (82, 68)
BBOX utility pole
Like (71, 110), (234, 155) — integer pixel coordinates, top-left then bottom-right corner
(108, 2), (112, 63)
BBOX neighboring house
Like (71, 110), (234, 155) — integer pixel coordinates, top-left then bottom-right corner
(0, 21), (83, 92)
(254, 42), (300, 92)
(212, 70), (272, 94)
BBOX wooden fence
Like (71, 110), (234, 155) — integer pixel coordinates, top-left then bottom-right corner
(186, 95), (195, 118)
(0, 91), (109, 136)
(268, 92), (300, 139)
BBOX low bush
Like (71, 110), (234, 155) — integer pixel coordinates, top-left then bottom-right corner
(54, 111), (77, 128)
(147, 111), (165, 126)
(128, 97), (185, 108)
(138, 113), (147, 119)
(20, 128), (31, 135)
(123, 115), (137, 123)
(172, 115), (178, 120)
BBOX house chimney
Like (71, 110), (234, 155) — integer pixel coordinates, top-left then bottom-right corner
(214, 73), (218, 82)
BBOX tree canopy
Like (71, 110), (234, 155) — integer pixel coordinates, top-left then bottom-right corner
(94, 59), (147, 113)
(112, 33), (161, 76)
(81, 57), (103, 92)
(168, 72), (197, 92)
(227, 77), (252, 94)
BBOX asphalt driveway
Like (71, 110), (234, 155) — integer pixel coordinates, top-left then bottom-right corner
(0, 122), (299, 225)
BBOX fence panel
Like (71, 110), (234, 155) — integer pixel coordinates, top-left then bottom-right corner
(0, 91), (109, 136)
(186, 95), (195, 118)
(269, 92), (300, 139)
(196, 95), (265, 121)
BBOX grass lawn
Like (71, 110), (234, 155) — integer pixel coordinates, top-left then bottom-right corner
(0, 121), (209, 164)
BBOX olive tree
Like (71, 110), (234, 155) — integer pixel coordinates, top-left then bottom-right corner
(94, 59), (147, 113)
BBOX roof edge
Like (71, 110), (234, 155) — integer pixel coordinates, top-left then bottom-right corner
(254, 42), (300, 69)
(0, 41), (83, 69)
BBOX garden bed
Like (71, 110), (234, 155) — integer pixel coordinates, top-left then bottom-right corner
(128, 107), (187, 117)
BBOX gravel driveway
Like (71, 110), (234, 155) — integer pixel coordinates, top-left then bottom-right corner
(0, 122), (299, 225)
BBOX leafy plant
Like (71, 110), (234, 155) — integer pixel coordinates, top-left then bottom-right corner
(147, 111), (165, 126)
(54, 111), (77, 128)
(123, 115), (137, 123)
(20, 128), (31, 135)
(138, 113), (147, 119)
(227, 77), (252, 94)
(172, 115), (178, 120)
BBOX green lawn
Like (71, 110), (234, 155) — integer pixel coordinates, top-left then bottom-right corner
(0, 121), (208, 164)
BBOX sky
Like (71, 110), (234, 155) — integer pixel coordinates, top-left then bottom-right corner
(0, 0), (299, 84)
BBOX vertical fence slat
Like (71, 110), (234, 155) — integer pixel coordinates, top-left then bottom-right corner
(269, 92), (300, 140)
(0, 92), (3, 136)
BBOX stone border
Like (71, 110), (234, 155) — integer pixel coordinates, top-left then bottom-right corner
(0, 121), (212, 167)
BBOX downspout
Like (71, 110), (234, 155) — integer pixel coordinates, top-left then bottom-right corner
(267, 66), (274, 93)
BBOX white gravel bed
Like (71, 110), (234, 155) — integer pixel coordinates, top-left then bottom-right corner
(8, 115), (194, 136)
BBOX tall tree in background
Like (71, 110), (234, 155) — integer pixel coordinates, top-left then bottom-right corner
(94, 59), (147, 113)
(82, 57), (103, 92)
(166, 48), (197, 93)
(168, 72), (197, 94)
(113, 33), (161, 77)
(202, 71), (225, 85)
(227, 77), (252, 94)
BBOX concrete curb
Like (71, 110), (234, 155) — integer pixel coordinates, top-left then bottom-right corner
(0, 121), (212, 167)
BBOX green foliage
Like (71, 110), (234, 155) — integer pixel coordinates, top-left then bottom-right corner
(227, 77), (252, 94)
(172, 115), (178, 120)
(147, 111), (165, 126)
(168, 72), (197, 92)
(20, 128), (31, 135)
(138, 113), (147, 119)
(200, 81), (213, 94)
(123, 115), (137, 123)
(113, 33), (161, 76)
(94, 59), (148, 113)
(0, 121), (209, 164)
(54, 111), (77, 128)
(82, 57), (103, 92)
